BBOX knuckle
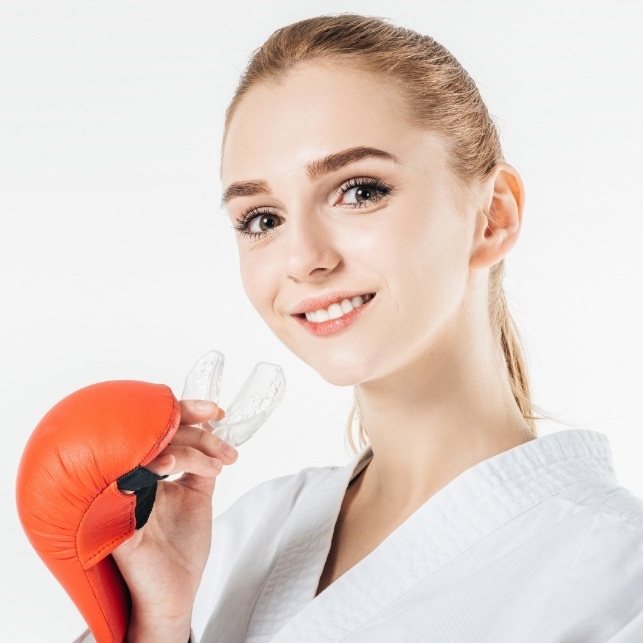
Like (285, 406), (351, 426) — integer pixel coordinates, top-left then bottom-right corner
(192, 446), (217, 469)
(196, 428), (224, 457)
(195, 427), (211, 448)
(215, 436), (230, 450)
(171, 444), (192, 464)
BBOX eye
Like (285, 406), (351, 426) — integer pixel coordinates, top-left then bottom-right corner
(232, 209), (283, 240)
(337, 177), (392, 207)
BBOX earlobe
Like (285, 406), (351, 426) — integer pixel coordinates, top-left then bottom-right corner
(470, 163), (525, 270)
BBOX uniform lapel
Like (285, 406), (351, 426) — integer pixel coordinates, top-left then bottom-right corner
(245, 444), (374, 640)
(269, 430), (615, 641)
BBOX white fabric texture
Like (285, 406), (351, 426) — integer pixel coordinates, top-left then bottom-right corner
(192, 429), (643, 642)
(74, 429), (643, 642)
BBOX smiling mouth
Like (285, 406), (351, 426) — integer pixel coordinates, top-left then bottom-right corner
(295, 293), (376, 324)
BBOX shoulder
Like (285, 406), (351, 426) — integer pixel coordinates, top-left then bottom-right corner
(553, 481), (643, 581)
(521, 484), (643, 637)
(559, 479), (643, 530)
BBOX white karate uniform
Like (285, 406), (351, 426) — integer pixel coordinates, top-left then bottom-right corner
(192, 428), (643, 642)
(76, 429), (643, 642)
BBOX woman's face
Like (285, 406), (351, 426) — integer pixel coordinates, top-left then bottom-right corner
(221, 62), (482, 387)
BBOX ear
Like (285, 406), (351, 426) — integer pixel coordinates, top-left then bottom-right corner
(469, 162), (525, 270)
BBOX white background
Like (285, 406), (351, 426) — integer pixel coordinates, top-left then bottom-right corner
(2, 1), (642, 640)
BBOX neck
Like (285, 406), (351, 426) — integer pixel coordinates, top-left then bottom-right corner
(353, 312), (536, 518)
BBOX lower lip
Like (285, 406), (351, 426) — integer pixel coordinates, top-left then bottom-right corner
(292, 296), (376, 337)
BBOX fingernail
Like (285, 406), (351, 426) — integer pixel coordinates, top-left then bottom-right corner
(195, 400), (216, 412)
(221, 443), (237, 458)
(209, 457), (222, 470)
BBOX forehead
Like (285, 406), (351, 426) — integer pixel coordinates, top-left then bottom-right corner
(221, 62), (428, 182)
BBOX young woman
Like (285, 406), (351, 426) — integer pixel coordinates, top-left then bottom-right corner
(77, 13), (643, 643)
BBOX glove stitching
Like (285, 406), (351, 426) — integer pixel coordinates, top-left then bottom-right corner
(81, 564), (119, 641)
(140, 386), (181, 467)
(78, 484), (136, 568)
(76, 387), (178, 567)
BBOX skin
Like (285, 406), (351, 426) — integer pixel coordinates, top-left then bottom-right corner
(112, 60), (538, 639)
(221, 61), (537, 585)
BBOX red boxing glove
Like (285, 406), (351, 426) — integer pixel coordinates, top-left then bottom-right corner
(15, 380), (180, 643)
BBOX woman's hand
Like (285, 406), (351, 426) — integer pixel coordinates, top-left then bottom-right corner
(111, 400), (237, 642)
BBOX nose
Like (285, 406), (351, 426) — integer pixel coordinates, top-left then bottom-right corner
(282, 209), (342, 282)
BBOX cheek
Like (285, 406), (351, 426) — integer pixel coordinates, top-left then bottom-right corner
(239, 253), (274, 313)
(381, 204), (469, 319)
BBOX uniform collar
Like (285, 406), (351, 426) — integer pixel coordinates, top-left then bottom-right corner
(270, 429), (617, 641)
(347, 427), (615, 489)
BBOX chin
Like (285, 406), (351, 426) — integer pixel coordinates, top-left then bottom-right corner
(316, 370), (361, 387)
(309, 353), (376, 388)
(277, 327), (379, 386)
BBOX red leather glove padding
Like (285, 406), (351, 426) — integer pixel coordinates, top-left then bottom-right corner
(15, 380), (181, 643)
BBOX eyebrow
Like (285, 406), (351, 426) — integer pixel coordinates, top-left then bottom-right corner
(220, 146), (400, 207)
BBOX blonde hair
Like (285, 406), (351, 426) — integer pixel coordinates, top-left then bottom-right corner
(223, 13), (554, 454)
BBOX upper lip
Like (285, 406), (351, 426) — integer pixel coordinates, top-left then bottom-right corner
(290, 291), (375, 315)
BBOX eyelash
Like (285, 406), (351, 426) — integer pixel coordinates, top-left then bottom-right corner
(232, 177), (393, 240)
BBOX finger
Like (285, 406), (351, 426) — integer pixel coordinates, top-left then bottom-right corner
(119, 454), (178, 495)
(180, 399), (225, 426)
(149, 444), (222, 478)
(144, 453), (176, 478)
(179, 470), (218, 498)
(168, 423), (238, 463)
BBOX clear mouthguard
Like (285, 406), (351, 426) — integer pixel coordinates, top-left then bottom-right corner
(181, 350), (286, 447)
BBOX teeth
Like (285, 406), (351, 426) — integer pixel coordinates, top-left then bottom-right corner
(328, 303), (344, 320)
(304, 294), (373, 323)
